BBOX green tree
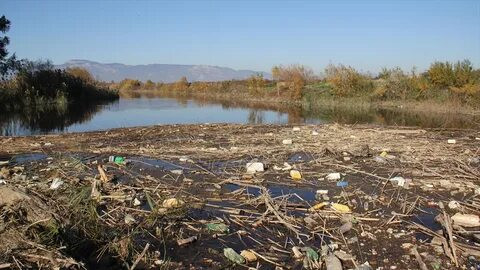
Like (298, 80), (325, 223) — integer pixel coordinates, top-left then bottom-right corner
(453, 59), (475, 87)
(0, 16), (10, 58)
(428, 61), (455, 88)
(427, 60), (477, 89)
(0, 15), (19, 80)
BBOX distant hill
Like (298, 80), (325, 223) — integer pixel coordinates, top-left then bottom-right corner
(56, 60), (271, 82)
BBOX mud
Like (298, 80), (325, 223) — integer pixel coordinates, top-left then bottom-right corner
(0, 123), (479, 269)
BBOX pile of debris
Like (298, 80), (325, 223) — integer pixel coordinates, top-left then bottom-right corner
(0, 123), (479, 269)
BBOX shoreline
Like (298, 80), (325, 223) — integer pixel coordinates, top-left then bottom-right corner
(123, 89), (480, 116)
(1, 123), (480, 269)
(1, 123), (479, 269)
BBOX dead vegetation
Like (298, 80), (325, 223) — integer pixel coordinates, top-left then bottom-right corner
(0, 124), (479, 269)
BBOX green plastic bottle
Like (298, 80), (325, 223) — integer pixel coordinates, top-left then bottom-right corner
(108, 156), (126, 164)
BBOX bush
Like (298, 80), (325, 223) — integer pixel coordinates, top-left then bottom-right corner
(143, 80), (155, 90)
(247, 74), (266, 96)
(190, 81), (209, 92)
(271, 65), (313, 99)
(65, 67), (94, 83)
(289, 72), (305, 100)
(449, 83), (480, 103)
(452, 60), (476, 87)
(172, 77), (189, 91)
(325, 64), (374, 97)
(155, 82), (164, 90)
(1, 60), (118, 110)
(373, 67), (422, 100)
(428, 60), (477, 88)
(118, 79), (142, 91)
(428, 61), (455, 88)
(272, 64), (314, 82)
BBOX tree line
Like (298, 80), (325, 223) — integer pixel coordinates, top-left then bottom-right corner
(114, 61), (480, 106)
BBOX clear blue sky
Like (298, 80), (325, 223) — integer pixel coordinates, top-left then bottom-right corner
(2, 0), (479, 73)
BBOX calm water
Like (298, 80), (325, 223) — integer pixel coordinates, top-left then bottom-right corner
(1, 94), (479, 136)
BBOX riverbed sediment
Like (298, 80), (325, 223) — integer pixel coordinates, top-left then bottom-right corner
(0, 124), (479, 269)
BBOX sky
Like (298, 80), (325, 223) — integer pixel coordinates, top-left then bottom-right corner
(1, 0), (479, 73)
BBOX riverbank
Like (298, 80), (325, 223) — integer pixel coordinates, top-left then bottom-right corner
(114, 59), (480, 116)
(2, 89), (480, 136)
(123, 89), (480, 128)
(123, 88), (480, 116)
(0, 62), (119, 112)
(1, 124), (479, 269)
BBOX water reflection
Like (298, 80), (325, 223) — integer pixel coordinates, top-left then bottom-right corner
(1, 92), (479, 136)
(247, 110), (265, 124)
(304, 105), (480, 129)
(0, 101), (116, 136)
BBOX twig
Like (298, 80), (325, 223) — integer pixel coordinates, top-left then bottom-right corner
(261, 189), (299, 235)
(130, 243), (150, 270)
(412, 246), (428, 270)
(440, 203), (459, 267)
(98, 165), (109, 182)
(249, 250), (284, 267)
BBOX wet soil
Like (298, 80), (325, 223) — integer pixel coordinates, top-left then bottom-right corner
(0, 124), (479, 269)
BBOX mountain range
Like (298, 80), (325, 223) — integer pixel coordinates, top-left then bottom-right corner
(56, 60), (271, 82)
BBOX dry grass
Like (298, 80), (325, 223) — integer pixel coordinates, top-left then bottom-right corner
(1, 124), (479, 269)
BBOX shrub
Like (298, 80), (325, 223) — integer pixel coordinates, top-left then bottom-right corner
(428, 61), (455, 88)
(373, 67), (422, 100)
(289, 72), (305, 100)
(143, 80), (155, 90)
(449, 83), (480, 103)
(10, 60), (118, 107)
(118, 79), (142, 91)
(173, 76), (189, 91)
(155, 82), (164, 90)
(190, 81), (209, 92)
(325, 64), (374, 97)
(247, 74), (266, 96)
(428, 59), (477, 88)
(271, 64), (314, 82)
(271, 65), (313, 99)
(218, 80), (232, 93)
(453, 60), (476, 87)
(65, 67), (94, 83)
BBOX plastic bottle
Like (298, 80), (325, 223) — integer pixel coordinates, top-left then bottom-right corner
(109, 156), (126, 164)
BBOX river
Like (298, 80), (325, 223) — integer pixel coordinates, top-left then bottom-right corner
(1, 94), (479, 136)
